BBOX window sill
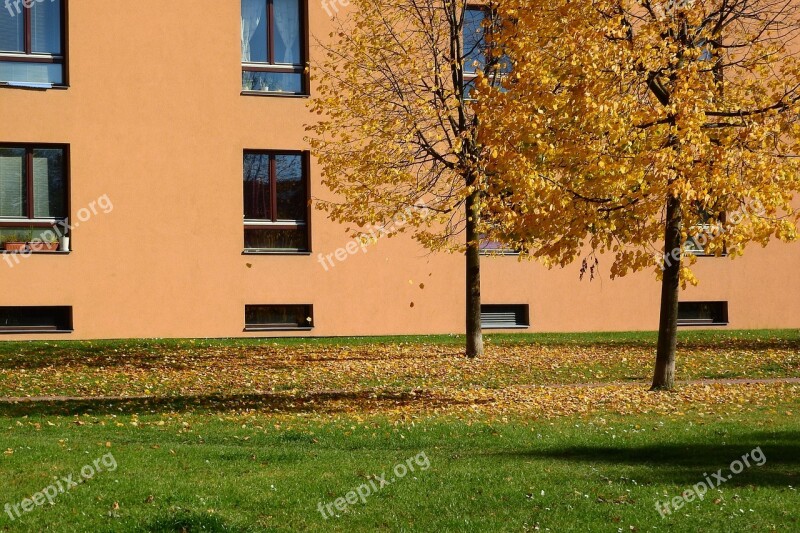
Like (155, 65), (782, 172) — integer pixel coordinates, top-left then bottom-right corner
(2, 251), (71, 255)
(0, 329), (73, 335)
(244, 327), (314, 332)
(677, 322), (729, 327)
(0, 82), (68, 91)
(243, 250), (311, 256)
(480, 251), (521, 256)
(241, 91), (309, 98)
(481, 325), (530, 330)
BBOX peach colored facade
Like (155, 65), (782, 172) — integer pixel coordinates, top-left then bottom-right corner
(0, 1), (798, 340)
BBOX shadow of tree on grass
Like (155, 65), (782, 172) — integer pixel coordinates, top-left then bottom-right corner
(492, 433), (800, 488)
(0, 389), (441, 417)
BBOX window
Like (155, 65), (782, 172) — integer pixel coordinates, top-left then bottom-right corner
(241, 0), (305, 94)
(463, 7), (487, 77)
(245, 304), (313, 331)
(481, 304), (529, 329)
(686, 205), (727, 256)
(462, 6), (508, 100)
(0, 306), (72, 332)
(244, 151), (309, 252)
(0, 0), (65, 86)
(677, 301), (729, 326)
(479, 235), (520, 255)
(462, 6), (486, 100)
(0, 144), (68, 250)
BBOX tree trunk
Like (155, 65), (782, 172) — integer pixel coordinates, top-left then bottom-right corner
(465, 189), (484, 358)
(652, 194), (682, 390)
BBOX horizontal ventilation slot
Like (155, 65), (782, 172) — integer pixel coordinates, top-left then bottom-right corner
(481, 304), (529, 329)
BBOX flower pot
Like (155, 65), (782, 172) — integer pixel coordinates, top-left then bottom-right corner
(3, 241), (59, 252)
(3, 242), (28, 252)
(30, 241), (59, 252)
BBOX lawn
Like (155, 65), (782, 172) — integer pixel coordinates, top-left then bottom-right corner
(0, 330), (798, 532)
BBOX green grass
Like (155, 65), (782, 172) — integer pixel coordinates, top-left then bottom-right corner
(0, 331), (797, 531)
(0, 328), (797, 355)
(0, 407), (798, 532)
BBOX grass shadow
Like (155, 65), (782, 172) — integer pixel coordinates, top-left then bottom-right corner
(0, 390), (440, 417)
(493, 434), (800, 488)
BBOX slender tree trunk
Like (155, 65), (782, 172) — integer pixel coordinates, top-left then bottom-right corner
(465, 189), (484, 358)
(652, 194), (682, 390)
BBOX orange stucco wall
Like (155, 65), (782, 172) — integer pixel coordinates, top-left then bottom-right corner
(0, 1), (798, 340)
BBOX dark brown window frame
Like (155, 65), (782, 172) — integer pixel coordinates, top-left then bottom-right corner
(677, 301), (729, 327)
(0, 142), (70, 229)
(0, 0), (68, 87)
(243, 149), (311, 253)
(244, 304), (314, 332)
(241, 0), (308, 96)
(0, 305), (73, 333)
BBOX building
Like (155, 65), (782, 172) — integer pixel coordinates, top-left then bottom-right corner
(0, 0), (798, 340)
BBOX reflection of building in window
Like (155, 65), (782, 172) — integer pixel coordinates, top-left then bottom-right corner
(243, 151), (310, 252)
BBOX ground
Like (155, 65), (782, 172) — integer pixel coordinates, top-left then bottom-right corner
(0, 330), (797, 532)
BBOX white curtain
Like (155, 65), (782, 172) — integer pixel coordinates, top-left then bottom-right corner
(241, 0), (265, 62)
(274, 0), (299, 64)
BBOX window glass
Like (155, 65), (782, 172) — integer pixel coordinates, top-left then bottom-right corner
(463, 8), (485, 74)
(243, 153), (271, 220)
(0, 9), (24, 52)
(0, 148), (26, 217)
(0, 306), (72, 331)
(241, 0), (304, 93)
(31, 0), (61, 54)
(0, 0), (64, 85)
(242, 71), (302, 93)
(273, 0), (301, 65)
(243, 152), (309, 251)
(275, 154), (304, 220)
(245, 227), (307, 250)
(241, 0), (267, 62)
(0, 61), (63, 84)
(33, 148), (65, 218)
(245, 304), (312, 329)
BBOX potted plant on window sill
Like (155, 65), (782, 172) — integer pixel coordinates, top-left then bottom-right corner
(3, 231), (60, 252)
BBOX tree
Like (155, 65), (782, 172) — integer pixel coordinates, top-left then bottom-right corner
(307, 0), (504, 357)
(478, 0), (800, 388)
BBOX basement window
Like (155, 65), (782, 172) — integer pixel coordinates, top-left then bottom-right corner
(677, 301), (728, 326)
(0, 306), (72, 333)
(245, 304), (313, 331)
(481, 304), (529, 329)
